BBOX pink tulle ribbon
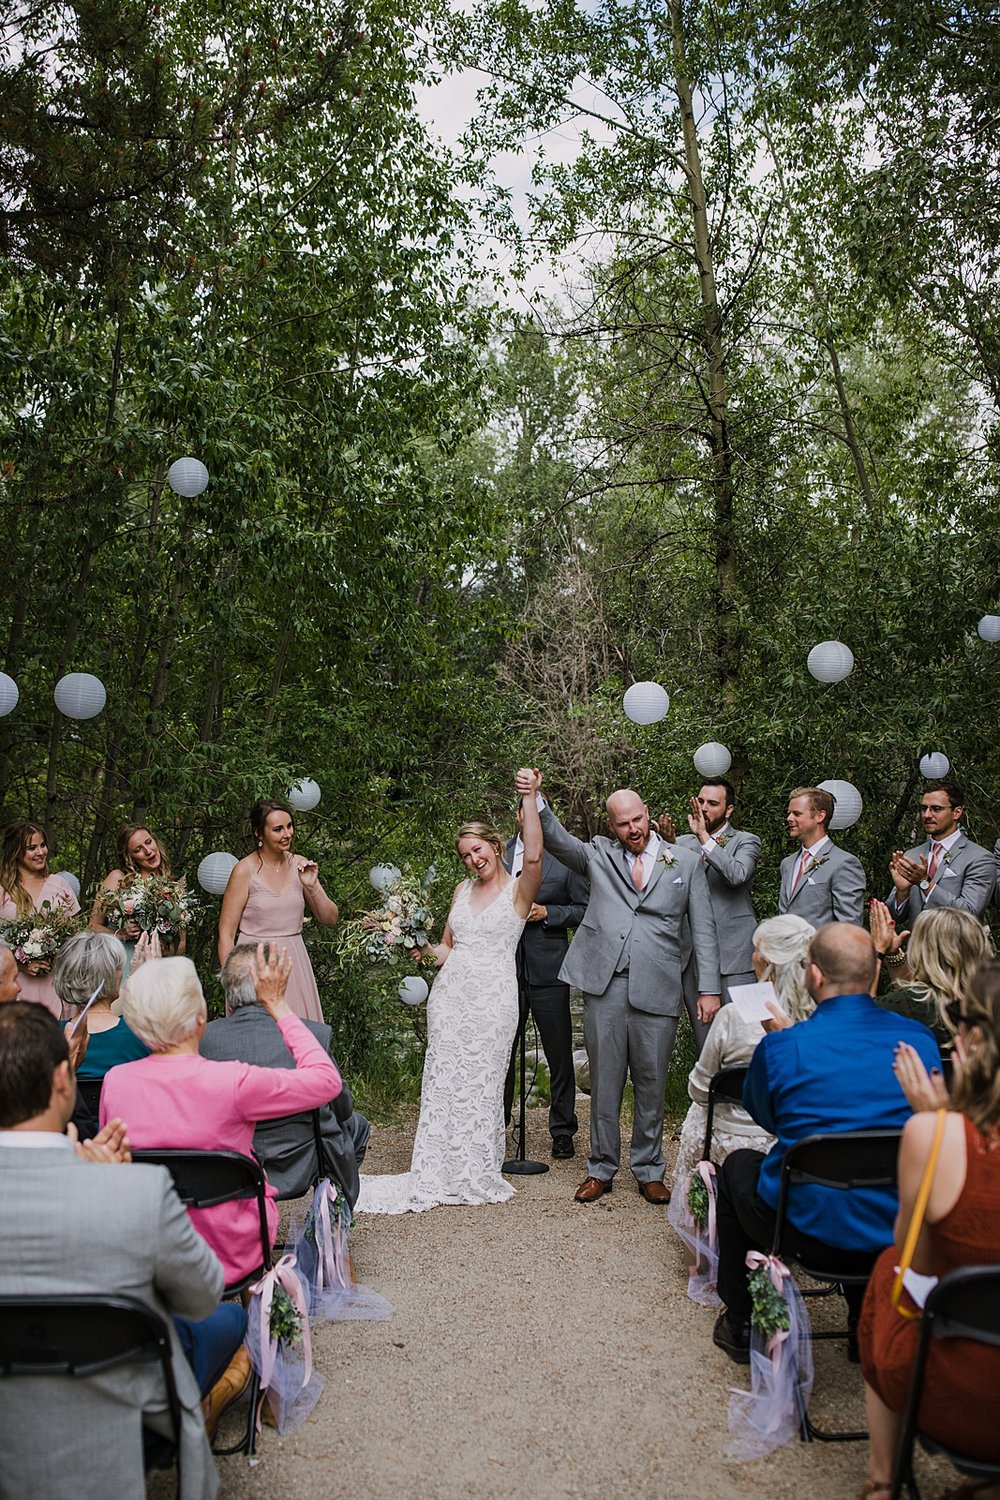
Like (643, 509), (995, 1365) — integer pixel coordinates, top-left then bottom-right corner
(745, 1250), (792, 1362)
(315, 1183), (352, 1293)
(249, 1254), (313, 1397)
(682, 1160), (718, 1279)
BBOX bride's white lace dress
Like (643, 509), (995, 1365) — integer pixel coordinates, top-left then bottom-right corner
(356, 878), (524, 1214)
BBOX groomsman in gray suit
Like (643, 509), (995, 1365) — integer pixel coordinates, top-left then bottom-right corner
(668, 780), (760, 1049)
(887, 780), (994, 920)
(516, 768), (720, 1205)
(778, 786), (866, 927)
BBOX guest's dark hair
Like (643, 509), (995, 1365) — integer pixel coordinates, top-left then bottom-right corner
(950, 960), (1000, 1131)
(700, 779), (736, 809)
(248, 799), (294, 851)
(923, 779), (965, 813)
(0, 1002), (68, 1127)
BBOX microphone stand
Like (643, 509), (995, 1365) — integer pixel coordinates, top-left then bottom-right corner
(503, 947), (548, 1176)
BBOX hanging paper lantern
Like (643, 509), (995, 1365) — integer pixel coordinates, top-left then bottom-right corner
(919, 752), (950, 779)
(977, 615), (1000, 642)
(53, 672), (106, 720)
(398, 975), (429, 1006)
(623, 681), (669, 725)
(197, 851), (238, 895)
(693, 742), (732, 777)
(807, 641), (855, 683)
(369, 864), (401, 892)
(817, 779), (863, 830)
(287, 778), (321, 812)
(0, 673), (18, 717)
(55, 871), (80, 900)
(167, 457), (209, 497)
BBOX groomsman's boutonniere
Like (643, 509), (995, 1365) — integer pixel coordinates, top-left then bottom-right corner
(660, 848), (678, 868)
(713, 834), (729, 849)
(804, 854), (829, 877)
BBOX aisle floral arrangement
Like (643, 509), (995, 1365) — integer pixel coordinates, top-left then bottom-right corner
(339, 865), (436, 968)
(0, 897), (83, 969)
(96, 874), (198, 942)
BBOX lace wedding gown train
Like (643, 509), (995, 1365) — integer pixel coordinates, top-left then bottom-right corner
(356, 879), (524, 1214)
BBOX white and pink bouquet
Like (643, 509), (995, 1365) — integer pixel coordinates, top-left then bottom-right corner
(340, 865), (436, 969)
(96, 874), (198, 942)
(0, 897), (84, 970)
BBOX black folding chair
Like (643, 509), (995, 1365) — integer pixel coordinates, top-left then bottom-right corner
(76, 1078), (103, 1120)
(700, 1066), (749, 1163)
(769, 1128), (902, 1443)
(132, 1148), (271, 1455)
(890, 1265), (1000, 1499)
(0, 1294), (182, 1497)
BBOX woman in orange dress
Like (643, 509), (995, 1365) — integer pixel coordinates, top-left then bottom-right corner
(857, 959), (1000, 1499)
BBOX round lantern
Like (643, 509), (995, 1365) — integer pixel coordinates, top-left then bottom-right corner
(977, 615), (1000, 643)
(369, 864), (401, 893)
(623, 681), (669, 725)
(817, 778), (863, 830)
(398, 976), (429, 1006)
(55, 871), (80, 900)
(197, 851), (238, 895)
(693, 741), (732, 777)
(919, 752), (950, 779)
(167, 457), (209, 497)
(0, 673), (18, 717)
(287, 778), (321, 812)
(807, 641), (854, 684)
(53, 672), (106, 720)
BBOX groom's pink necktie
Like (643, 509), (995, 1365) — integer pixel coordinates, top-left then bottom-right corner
(631, 853), (647, 891)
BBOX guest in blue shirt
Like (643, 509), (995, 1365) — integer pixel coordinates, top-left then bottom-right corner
(712, 921), (940, 1363)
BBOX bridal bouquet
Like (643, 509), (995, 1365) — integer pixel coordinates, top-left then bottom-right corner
(96, 874), (199, 941)
(339, 865), (436, 968)
(0, 898), (84, 969)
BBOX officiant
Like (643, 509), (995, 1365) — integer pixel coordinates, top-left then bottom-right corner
(502, 798), (589, 1160)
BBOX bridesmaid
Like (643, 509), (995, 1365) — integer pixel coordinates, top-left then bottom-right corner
(0, 819), (81, 1017)
(91, 824), (187, 976)
(217, 798), (338, 1022)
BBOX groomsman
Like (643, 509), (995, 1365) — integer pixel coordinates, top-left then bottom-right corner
(503, 799), (590, 1159)
(778, 786), (865, 926)
(887, 780), (994, 919)
(662, 780), (760, 1050)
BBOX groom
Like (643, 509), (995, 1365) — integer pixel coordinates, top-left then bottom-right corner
(516, 769), (720, 1203)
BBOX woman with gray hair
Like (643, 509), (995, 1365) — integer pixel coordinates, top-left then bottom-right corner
(53, 930), (149, 1109)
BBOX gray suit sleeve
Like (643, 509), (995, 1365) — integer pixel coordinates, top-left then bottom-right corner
(688, 860), (721, 993)
(947, 846), (995, 917)
(831, 853), (867, 926)
(703, 833), (760, 888)
(150, 1169), (225, 1319)
(539, 807), (592, 878)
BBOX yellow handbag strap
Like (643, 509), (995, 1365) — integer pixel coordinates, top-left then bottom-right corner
(892, 1107), (947, 1319)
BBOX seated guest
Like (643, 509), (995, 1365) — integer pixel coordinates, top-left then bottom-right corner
(712, 922), (941, 1363)
(54, 930), (150, 1089)
(870, 899), (992, 1047)
(101, 946), (341, 1284)
(669, 915), (816, 1201)
(202, 943), (369, 1205)
(0, 1001), (246, 1500)
(857, 960), (1000, 1499)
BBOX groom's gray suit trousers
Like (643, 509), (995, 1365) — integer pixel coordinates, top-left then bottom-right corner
(583, 974), (678, 1182)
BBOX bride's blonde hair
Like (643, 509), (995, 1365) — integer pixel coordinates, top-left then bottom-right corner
(455, 821), (506, 864)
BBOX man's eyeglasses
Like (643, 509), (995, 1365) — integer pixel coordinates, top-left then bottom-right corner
(944, 1000), (970, 1029)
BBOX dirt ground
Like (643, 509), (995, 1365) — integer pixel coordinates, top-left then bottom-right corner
(173, 1102), (956, 1500)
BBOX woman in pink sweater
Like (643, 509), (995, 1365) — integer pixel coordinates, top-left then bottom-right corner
(101, 945), (341, 1284)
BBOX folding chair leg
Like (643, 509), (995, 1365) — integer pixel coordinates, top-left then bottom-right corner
(212, 1367), (260, 1458)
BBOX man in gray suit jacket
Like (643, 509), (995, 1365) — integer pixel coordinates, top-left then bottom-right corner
(778, 786), (866, 927)
(203, 943), (370, 1205)
(517, 769), (720, 1205)
(887, 780), (995, 920)
(668, 778), (760, 1048)
(0, 1002), (242, 1500)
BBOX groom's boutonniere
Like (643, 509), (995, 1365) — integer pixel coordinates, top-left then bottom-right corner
(660, 848), (677, 868)
(804, 853), (829, 877)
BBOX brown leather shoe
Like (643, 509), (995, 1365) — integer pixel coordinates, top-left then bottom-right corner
(638, 1179), (670, 1205)
(574, 1175), (612, 1202)
(202, 1345), (253, 1443)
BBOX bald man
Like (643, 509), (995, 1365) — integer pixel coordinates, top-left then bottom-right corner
(711, 922), (940, 1363)
(516, 770), (720, 1204)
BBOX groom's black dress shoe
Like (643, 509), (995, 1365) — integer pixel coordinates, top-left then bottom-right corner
(574, 1175), (612, 1202)
(712, 1311), (752, 1364)
(552, 1135), (574, 1159)
(637, 1179), (670, 1205)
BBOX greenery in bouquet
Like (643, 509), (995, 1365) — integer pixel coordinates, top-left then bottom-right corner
(0, 898), (84, 967)
(747, 1260), (791, 1341)
(96, 874), (199, 941)
(339, 864), (437, 969)
(686, 1168), (711, 1228)
(268, 1284), (303, 1346)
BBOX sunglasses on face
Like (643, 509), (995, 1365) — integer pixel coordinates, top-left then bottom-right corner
(944, 1000), (970, 1029)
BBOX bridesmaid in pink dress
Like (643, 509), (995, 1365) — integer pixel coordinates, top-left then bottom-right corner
(217, 798), (338, 1023)
(0, 820), (81, 1018)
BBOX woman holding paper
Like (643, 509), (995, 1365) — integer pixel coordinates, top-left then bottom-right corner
(54, 931), (149, 1090)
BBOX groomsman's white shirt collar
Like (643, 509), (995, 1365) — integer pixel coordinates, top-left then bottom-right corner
(799, 834), (830, 862)
(705, 822), (731, 846)
(929, 829), (962, 855)
(628, 831), (662, 882)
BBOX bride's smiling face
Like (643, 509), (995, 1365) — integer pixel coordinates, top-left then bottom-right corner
(458, 837), (497, 881)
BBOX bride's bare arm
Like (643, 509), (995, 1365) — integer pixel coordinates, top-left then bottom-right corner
(512, 772), (544, 918)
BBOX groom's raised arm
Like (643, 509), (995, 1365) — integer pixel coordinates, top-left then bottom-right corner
(515, 768), (592, 876)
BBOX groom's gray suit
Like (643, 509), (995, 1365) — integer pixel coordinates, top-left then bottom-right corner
(540, 806), (720, 1184)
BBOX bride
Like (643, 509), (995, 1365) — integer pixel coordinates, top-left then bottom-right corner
(356, 780), (543, 1214)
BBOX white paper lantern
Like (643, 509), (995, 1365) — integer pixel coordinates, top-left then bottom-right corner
(369, 863), (401, 892)
(977, 615), (1000, 642)
(167, 457), (209, 497)
(919, 752), (951, 779)
(398, 975), (429, 1006)
(817, 778), (863, 830)
(693, 741), (732, 777)
(287, 778), (321, 812)
(53, 672), (106, 720)
(197, 851), (238, 895)
(55, 870), (80, 900)
(807, 641), (855, 683)
(0, 673), (18, 717)
(623, 681), (669, 725)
